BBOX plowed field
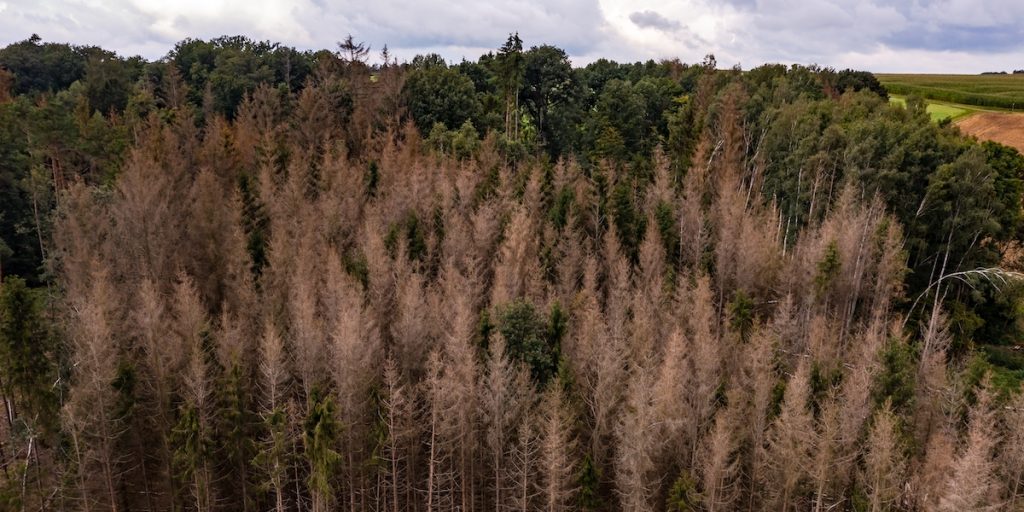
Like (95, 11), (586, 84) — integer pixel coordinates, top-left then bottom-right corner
(957, 113), (1024, 153)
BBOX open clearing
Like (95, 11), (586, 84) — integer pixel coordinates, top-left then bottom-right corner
(889, 95), (974, 122)
(956, 112), (1024, 153)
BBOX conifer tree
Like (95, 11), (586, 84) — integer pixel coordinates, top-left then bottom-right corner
(767, 360), (815, 511)
(938, 378), (1003, 511)
(64, 268), (124, 512)
(539, 386), (576, 512)
(863, 400), (905, 512)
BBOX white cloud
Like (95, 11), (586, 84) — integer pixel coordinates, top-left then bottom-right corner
(0, 0), (1022, 72)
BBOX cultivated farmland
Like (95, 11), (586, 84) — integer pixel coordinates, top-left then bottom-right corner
(877, 73), (1024, 110)
(957, 112), (1024, 153)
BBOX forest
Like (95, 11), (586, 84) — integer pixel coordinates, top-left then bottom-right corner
(0, 32), (1023, 511)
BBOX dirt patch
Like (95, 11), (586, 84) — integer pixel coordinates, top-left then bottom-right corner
(957, 112), (1024, 153)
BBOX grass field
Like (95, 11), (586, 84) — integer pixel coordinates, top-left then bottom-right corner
(877, 73), (1024, 110)
(888, 95), (976, 122)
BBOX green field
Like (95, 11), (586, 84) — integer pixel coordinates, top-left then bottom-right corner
(888, 95), (976, 122)
(877, 73), (1024, 110)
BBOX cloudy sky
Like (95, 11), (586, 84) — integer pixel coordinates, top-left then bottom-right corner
(1, 0), (1023, 73)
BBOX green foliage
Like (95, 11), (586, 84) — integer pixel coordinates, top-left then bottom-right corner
(112, 359), (138, 420)
(610, 180), (645, 262)
(238, 173), (269, 277)
(0, 83), (128, 283)
(727, 290), (755, 341)
(304, 386), (342, 503)
(494, 299), (561, 385)
(172, 405), (211, 481)
(872, 339), (917, 415)
(980, 141), (1024, 239)
(404, 64), (479, 135)
(809, 361), (843, 415)
(522, 45), (580, 156)
(385, 211), (428, 262)
(0, 460), (26, 510)
(849, 485), (871, 512)
(342, 251), (370, 290)
(832, 69), (888, 99)
(0, 35), (99, 95)
(590, 79), (647, 159)
(426, 120), (480, 160)
(365, 160), (380, 197)
(946, 299), (985, 353)
(815, 241), (841, 297)
(547, 186), (574, 230)
(654, 201), (680, 263)
(82, 54), (145, 114)
(666, 95), (699, 172)
(252, 406), (291, 497)
(666, 470), (700, 511)
(576, 453), (603, 510)
(0, 277), (56, 431)
(963, 353), (1024, 404)
(923, 146), (1003, 269)
(169, 36), (315, 118)
(218, 361), (257, 508)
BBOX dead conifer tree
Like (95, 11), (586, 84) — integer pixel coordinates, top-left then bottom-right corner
(697, 396), (741, 512)
(539, 386), (576, 512)
(684, 275), (721, 462)
(766, 360), (815, 511)
(171, 274), (216, 512)
(573, 283), (625, 470)
(615, 364), (660, 512)
(810, 395), (842, 512)
(1001, 388), (1024, 508)
(63, 268), (124, 512)
(492, 206), (536, 305)
(255, 321), (291, 512)
(507, 415), (540, 512)
(328, 259), (380, 512)
(423, 351), (455, 512)
(863, 401), (905, 512)
(938, 378), (1003, 511)
(379, 357), (414, 512)
(483, 333), (517, 511)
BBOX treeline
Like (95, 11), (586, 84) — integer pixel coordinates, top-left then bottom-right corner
(0, 34), (1023, 511)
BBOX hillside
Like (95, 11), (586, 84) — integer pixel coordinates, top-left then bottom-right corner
(1, 36), (1023, 511)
